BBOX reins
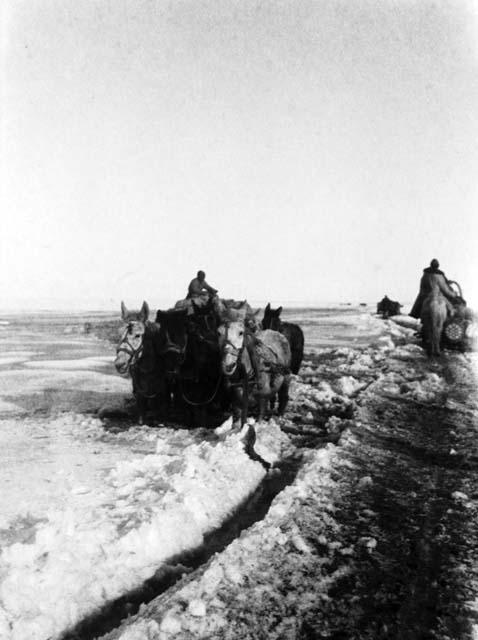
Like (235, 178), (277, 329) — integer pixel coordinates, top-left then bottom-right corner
(160, 326), (188, 367)
(180, 373), (224, 406)
(116, 325), (144, 366)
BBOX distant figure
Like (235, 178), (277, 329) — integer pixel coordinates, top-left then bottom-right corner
(409, 259), (457, 319)
(377, 295), (401, 318)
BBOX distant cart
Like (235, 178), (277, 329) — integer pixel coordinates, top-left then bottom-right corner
(376, 296), (402, 318)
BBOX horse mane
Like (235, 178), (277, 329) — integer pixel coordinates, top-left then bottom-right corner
(145, 320), (161, 334)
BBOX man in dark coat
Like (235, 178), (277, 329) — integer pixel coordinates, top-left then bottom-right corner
(187, 270), (218, 300)
(409, 259), (458, 319)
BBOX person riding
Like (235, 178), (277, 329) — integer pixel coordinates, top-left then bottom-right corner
(187, 270), (218, 301)
(184, 273), (264, 383)
(409, 259), (458, 319)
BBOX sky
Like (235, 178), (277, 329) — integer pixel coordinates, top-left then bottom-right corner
(2, 0), (478, 310)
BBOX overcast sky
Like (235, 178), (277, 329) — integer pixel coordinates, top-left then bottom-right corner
(2, 0), (477, 310)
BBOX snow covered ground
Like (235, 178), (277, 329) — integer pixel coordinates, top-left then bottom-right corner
(0, 307), (476, 640)
(98, 318), (478, 640)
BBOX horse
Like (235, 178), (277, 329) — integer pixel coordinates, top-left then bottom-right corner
(154, 308), (190, 378)
(114, 301), (165, 424)
(218, 303), (291, 428)
(182, 302), (229, 423)
(420, 285), (448, 357)
(153, 307), (227, 425)
(261, 303), (304, 374)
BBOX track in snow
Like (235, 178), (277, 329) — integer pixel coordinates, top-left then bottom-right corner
(300, 354), (478, 640)
(59, 452), (305, 640)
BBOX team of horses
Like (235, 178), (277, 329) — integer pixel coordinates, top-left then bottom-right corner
(115, 291), (472, 427)
(114, 299), (304, 427)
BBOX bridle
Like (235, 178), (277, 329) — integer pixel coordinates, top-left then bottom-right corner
(117, 322), (161, 399)
(116, 324), (145, 368)
(220, 322), (245, 375)
(159, 326), (188, 371)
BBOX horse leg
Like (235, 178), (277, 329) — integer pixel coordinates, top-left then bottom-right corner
(432, 326), (439, 356)
(158, 380), (170, 419)
(258, 396), (268, 422)
(255, 373), (271, 422)
(270, 394), (276, 414)
(430, 310), (443, 356)
(240, 380), (249, 426)
(421, 322), (432, 356)
(135, 394), (146, 425)
(434, 319), (445, 356)
(230, 387), (243, 429)
(278, 376), (290, 415)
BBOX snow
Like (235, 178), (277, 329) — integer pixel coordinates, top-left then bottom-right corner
(0, 420), (289, 640)
(23, 356), (113, 370)
(0, 400), (22, 414)
(106, 443), (340, 640)
(0, 369), (129, 396)
(0, 357), (30, 367)
(0, 308), (476, 639)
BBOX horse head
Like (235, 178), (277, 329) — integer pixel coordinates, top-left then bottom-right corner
(155, 308), (189, 376)
(217, 302), (250, 376)
(262, 303), (283, 331)
(114, 301), (150, 375)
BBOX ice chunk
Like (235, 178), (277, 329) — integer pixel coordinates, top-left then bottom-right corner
(188, 599), (206, 617)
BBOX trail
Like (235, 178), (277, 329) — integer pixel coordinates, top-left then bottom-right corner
(311, 352), (478, 640)
(98, 338), (478, 640)
(2, 311), (478, 640)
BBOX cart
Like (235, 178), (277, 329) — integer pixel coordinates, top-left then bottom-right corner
(441, 281), (475, 351)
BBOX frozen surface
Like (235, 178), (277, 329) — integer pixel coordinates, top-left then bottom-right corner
(1, 307), (475, 640)
(0, 420), (287, 640)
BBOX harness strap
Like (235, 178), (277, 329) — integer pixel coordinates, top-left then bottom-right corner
(116, 327), (144, 365)
(180, 374), (223, 406)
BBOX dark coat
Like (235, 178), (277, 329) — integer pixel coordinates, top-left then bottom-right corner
(410, 268), (456, 318)
(187, 278), (217, 299)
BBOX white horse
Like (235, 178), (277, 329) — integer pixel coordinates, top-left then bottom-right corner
(420, 285), (449, 356)
(217, 303), (291, 427)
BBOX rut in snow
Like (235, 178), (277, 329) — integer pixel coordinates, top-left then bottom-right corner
(59, 452), (304, 640)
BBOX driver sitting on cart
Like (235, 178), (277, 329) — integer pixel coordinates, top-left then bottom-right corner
(409, 259), (460, 319)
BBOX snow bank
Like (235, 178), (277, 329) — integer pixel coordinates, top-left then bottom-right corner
(104, 444), (341, 640)
(0, 421), (288, 640)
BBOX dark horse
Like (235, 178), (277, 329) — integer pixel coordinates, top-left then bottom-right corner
(155, 306), (226, 425)
(261, 303), (304, 374)
(154, 308), (189, 379)
(376, 296), (402, 318)
(114, 301), (165, 424)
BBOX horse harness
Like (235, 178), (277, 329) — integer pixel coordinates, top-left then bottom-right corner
(160, 325), (188, 368)
(221, 325), (290, 388)
(221, 323), (245, 363)
(116, 324), (145, 367)
(117, 324), (161, 399)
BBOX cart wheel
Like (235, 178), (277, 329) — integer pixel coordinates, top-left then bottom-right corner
(443, 320), (465, 343)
